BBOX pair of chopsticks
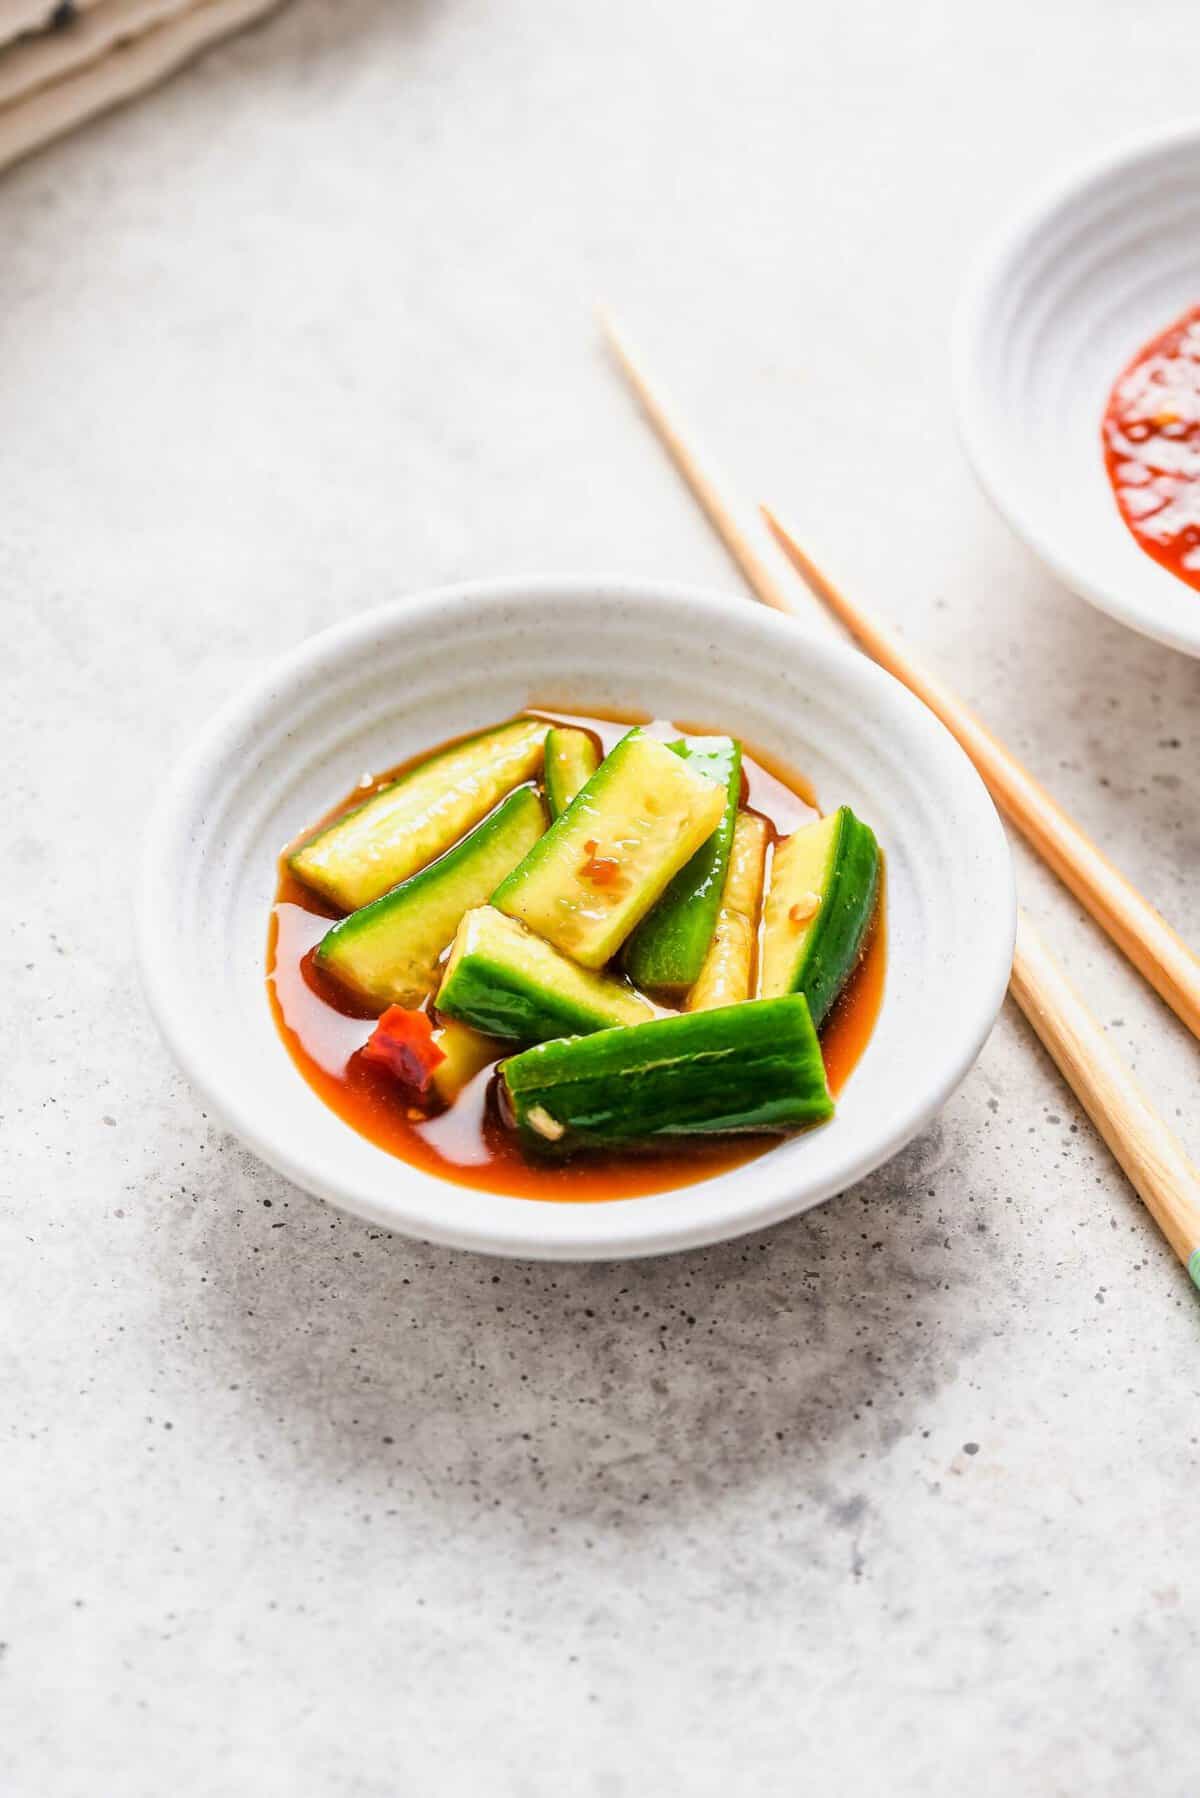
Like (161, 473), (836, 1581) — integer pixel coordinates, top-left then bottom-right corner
(0, 0), (284, 177)
(600, 313), (1200, 1293)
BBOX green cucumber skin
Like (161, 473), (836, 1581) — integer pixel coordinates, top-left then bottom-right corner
(501, 995), (833, 1155)
(792, 810), (880, 1029)
(544, 727), (600, 820)
(437, 927), (647, 1044)
(315, 787), (545, 1005)
(623, 738), (742, 993)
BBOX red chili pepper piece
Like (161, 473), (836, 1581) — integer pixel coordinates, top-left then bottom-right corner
(361, 1007), (446, 1097)
(579, 838), (621, 887)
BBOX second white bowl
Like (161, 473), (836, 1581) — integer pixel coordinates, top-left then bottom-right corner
(954, 122), (1200, 658)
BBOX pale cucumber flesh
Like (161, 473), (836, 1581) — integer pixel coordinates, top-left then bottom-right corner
(544, 726), (601, 820)
(290, 716), (548, 910)
(315, 787), (545, 1008)
(687, 812), (769, 1011)
(430, 1019), (501, 1104)
(491, 730), (727, 969)
(622, 737), (742, 993)
(759, 805), (880, 1027)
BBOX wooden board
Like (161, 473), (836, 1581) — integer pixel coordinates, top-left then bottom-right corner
(0, 0), (285, 173)
(0, 1), (205, 109)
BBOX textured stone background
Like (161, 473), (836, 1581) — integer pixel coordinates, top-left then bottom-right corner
(3, 2), (1199, 1793)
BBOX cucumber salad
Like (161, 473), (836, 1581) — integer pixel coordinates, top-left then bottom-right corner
(271, 713), (883, 1193)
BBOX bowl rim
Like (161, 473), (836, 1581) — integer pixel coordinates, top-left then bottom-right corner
(951, 117), (1200, 659)
(138, 574), (1016, 1260)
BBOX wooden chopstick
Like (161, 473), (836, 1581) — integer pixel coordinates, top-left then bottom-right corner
(763, 505), (1200, 1043)
(599, 310), (1200, 1291)
(0, 2), (207, 115)
(596, 310), (795, 616)
(1012, 914), (1200, 1277)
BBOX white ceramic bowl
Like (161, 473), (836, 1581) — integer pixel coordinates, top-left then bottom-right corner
(139, 577), (1015, 1260)
(954, 122), (1200, 658)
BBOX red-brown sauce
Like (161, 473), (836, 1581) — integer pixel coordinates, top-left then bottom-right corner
(267, 711), (887, 1202)
(1103, 304), (1200, 592)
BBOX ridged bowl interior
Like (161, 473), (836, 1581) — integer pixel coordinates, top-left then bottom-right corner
(139, 579), (1015, 1260)
(954, 125), (1200, 657)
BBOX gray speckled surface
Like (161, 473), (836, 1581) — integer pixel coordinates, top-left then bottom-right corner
(3, 2), (1200, 1792)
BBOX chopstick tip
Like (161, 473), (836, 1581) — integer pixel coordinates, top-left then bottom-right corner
(758, 504), (848, 627)
(595, 304), (629, 360)
(760, 502), (808, 570)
